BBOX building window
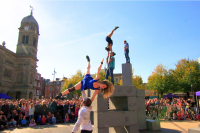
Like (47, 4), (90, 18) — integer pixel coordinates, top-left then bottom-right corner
(25, 35), (29, 44)
(34, 81), (36, 86)
(22, 35), (25, 44)
(38, 83), (40, 87)
(57, 87), (59, 90)
(22, 35), (29, 44)
(49, 87), (51, 91)
(38, 75), (40, 80)
(33, 37), (37, 47)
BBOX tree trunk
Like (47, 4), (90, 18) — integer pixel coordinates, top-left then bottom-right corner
(161, 91), (163, 98)
(186, 92), (190, 99)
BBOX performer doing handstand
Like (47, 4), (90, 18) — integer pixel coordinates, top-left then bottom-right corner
(59, 55), (114, 99)
(105, 26), (119, 55)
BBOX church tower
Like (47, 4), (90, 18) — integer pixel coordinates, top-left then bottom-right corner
(16, 10), (39, 58)
(14, 10), (39, 99)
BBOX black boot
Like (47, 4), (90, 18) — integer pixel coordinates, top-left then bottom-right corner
(114, 26), (119, 30)
(55, 92), (62, 99)
(86, 55), (90, 62)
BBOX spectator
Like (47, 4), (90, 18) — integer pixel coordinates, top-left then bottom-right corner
(41, 101), (47, 117)
(55, 112), (63, 123)
(18, 114), (23, 127)
(74, 104), (80, 119)
(25, 103), (29, 121)
(41, 115), (46, 125)
(29, 118), (36, 127)
(167, 103), (172, 120)
(37, 115), (42, 124)
(57, 102), (63, 119)
(21, 116), (28, 127)
(34, 102), (40, 122)
(172, 113), (176, 120)
(70, 112), (76, 123)
(0, 114), (8, 129)
(63, 102), (69, 118)
(64, 113), (70, 123)
(47, 112), (52, 124)
(151, 110), (157, 120)
(29, 103), (35, 122)
(52, 114), (56, 124)
(8, 118), (16, 127)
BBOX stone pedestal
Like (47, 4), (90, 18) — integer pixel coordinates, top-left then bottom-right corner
(122, 63), (133, 86)
(87, 63), (146, 133)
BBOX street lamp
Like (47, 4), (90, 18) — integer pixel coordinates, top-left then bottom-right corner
(52, 68), (57, 98)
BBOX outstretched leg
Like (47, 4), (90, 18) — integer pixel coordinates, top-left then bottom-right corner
(107, 26), (119, 38)
(61, 55), (91, 96)
(105, 26), (119, 53)
(61, 82), (82, 95)
(85, 55), (91, 75)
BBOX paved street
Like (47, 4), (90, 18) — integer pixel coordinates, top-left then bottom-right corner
(1, 120), (200, 133)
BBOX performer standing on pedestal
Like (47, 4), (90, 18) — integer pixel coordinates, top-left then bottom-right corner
(105, 52), (116, 85)
(124, 40), (130, 63)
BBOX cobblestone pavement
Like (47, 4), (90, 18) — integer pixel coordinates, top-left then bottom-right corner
(1, 120), (200, 133)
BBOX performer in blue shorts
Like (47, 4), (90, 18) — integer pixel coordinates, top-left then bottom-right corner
(105, 26), (119, 55)
(58, 56), (114, 99)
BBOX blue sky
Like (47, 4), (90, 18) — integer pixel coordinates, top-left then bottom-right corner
(1, 1), (200, 83)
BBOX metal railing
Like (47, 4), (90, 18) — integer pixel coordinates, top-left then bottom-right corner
(146, 105), (197, 120)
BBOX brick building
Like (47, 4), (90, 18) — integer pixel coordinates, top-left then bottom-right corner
(45, 78), (65, 98)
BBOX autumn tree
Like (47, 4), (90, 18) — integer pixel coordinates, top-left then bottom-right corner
(119, 69), (145, 89)
(61, 70), (84, 96)
(146, 64), (171, 97)
(132, 75), (146, 89)
(173, 59), (200, 97)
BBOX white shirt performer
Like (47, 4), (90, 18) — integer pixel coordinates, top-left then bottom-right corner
(72, 89), (99, 133)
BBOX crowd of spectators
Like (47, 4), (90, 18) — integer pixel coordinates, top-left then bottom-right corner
(0, 96), (199, 131)
(0, 96), (83, 131)
(145, 97), (199, 120)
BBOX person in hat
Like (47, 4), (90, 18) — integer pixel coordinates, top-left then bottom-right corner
(124, 40), (130, 63)
(105, 26), (119, 55)
(105, 52), (116, 84)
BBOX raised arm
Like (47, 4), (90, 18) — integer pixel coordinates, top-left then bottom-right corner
(94, 58), (104, 80)
(91, 90), (100, 103)
(81, 90), (87, 101)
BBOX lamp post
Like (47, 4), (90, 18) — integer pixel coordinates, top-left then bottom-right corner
(52, 68), (57, 98)
(187, 58), (194, 100)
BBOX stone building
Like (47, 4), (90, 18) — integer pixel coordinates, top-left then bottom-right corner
(0, 11), (39, 99)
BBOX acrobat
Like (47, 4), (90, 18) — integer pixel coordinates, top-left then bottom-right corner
(105, 26), (119, 55)
(57, 55), (114, 99)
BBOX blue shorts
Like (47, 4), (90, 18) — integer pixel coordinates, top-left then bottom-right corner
(106, 36), (113, 46)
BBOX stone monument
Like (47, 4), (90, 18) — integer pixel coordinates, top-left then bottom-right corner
(87, 63), (146, 133)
